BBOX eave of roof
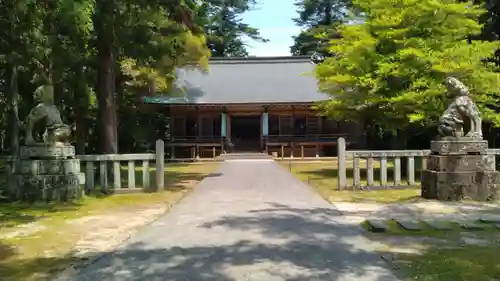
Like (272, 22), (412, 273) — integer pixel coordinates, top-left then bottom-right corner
(142, 56), (329, 105)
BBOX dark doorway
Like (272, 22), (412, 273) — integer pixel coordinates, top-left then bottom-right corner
(231, 115), (261, 151)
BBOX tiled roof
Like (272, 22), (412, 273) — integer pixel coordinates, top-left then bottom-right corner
(143, 56), (329, 105)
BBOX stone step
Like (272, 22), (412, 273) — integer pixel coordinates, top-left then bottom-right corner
(394, 219), (423, 231)
(217, 153), (273, 160)
(365, 219), (389, 232)
(422, 219), (453, 230)
(460, 222), (487, 230)
(479, 215), (500, 224)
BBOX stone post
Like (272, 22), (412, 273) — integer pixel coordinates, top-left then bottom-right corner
(155, 140), (164, 191)
(337, 137), (347, 190)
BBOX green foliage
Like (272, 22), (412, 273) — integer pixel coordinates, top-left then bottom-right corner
(291, 26), (341, 56)
(315, 0), (500, 129)
(199, 0), (267, 57)
(291, 0), (351, 55)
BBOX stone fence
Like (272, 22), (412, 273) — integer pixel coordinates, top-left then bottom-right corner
(336, 137), (500, 190)
(1, 140), (166, 195)
(77, 140), (165, 193)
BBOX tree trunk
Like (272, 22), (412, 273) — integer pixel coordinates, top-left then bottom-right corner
(96, 0), (118, 154)
(6, 64), (20, 155)
(74, 68), (89, 154)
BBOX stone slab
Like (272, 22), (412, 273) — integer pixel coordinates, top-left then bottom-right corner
(394, 219), (423, 231)
(19, 145), (75, 159)
(460, 222), (487, 230)
(479, 214), (500, 224)
(422, 219), (453, 230)
(461, 237), (489, 246)
(421, 170), (500, 201)
(426, 154), (495, 172)
(13, 159), (80, 175)
(366, 219), (389, 232)
(430, 138), (488, 155)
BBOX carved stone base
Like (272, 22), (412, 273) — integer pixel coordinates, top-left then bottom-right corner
(13, 159), (80, 175)
(11, 173), (85, 202)
(9, 145), (84, 202)
(430, 138), (488, 155)
(427, 154), (495, 172)
(19, 145), (75, 159)
(421, 170), (500, 201)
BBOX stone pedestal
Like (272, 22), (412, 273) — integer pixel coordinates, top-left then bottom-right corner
(9, 145), (85, 202)
(421, 138), (500, 201)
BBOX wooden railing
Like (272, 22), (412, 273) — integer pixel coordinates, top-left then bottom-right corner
(168, 136), (222, 144)
(336, 138), (500, 190)
(266, 134), (346, 159)
(266, 134), (345, 143)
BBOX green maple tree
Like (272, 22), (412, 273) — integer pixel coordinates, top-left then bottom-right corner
(315, 0), (500, 130)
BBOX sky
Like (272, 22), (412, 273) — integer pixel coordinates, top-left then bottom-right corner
(242, 0), (302, 57)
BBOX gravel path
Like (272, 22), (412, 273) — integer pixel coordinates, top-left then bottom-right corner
(66, 160), (399, 281)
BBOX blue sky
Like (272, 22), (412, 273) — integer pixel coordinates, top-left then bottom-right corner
(242, 0), (302, 56)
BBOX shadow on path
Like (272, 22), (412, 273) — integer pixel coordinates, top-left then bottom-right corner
(61, 202), (398, 281)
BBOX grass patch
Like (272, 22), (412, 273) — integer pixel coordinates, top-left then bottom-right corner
(284, 162), (421, 203)
(394, 245), (500, 281)
(362, 219), (500, 280)
(0, 163), (219, 281)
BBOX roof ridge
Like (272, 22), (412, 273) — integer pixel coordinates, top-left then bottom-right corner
(209, 56), (312, 64)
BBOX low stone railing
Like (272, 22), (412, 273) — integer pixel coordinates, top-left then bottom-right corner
(0, 140), (166, 195)
(337, 138), (500, 190)
(78, 140), (165, 193)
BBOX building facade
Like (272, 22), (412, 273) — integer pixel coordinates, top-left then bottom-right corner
(143, 56), (361, 160)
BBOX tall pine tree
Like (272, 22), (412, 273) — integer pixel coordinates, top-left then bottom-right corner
(198, 0), (267, 57)
(291, 0), (352, 56)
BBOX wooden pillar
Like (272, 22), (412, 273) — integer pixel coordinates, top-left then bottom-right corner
(197, 107), (202, 139)
(169, 113), (175, 160)
(226, 114), (231, 140)
(261, 108), (268, 152)
(317, 115), (323, 135)
(291, 106), (295, 158)
(221, 111), (227, 137)
(221, 108), (227, 153)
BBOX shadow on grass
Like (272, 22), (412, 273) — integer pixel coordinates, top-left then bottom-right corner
(0, 202), (83, 228)
(303, 167), (422, 184)
(0, 253), (80, 281)
(0, 242), (16, 261)
(4, 202), (401, 281)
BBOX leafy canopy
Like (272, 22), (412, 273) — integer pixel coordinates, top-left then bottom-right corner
(315, 0), (500, 129)
(291, 0), (352, 56)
